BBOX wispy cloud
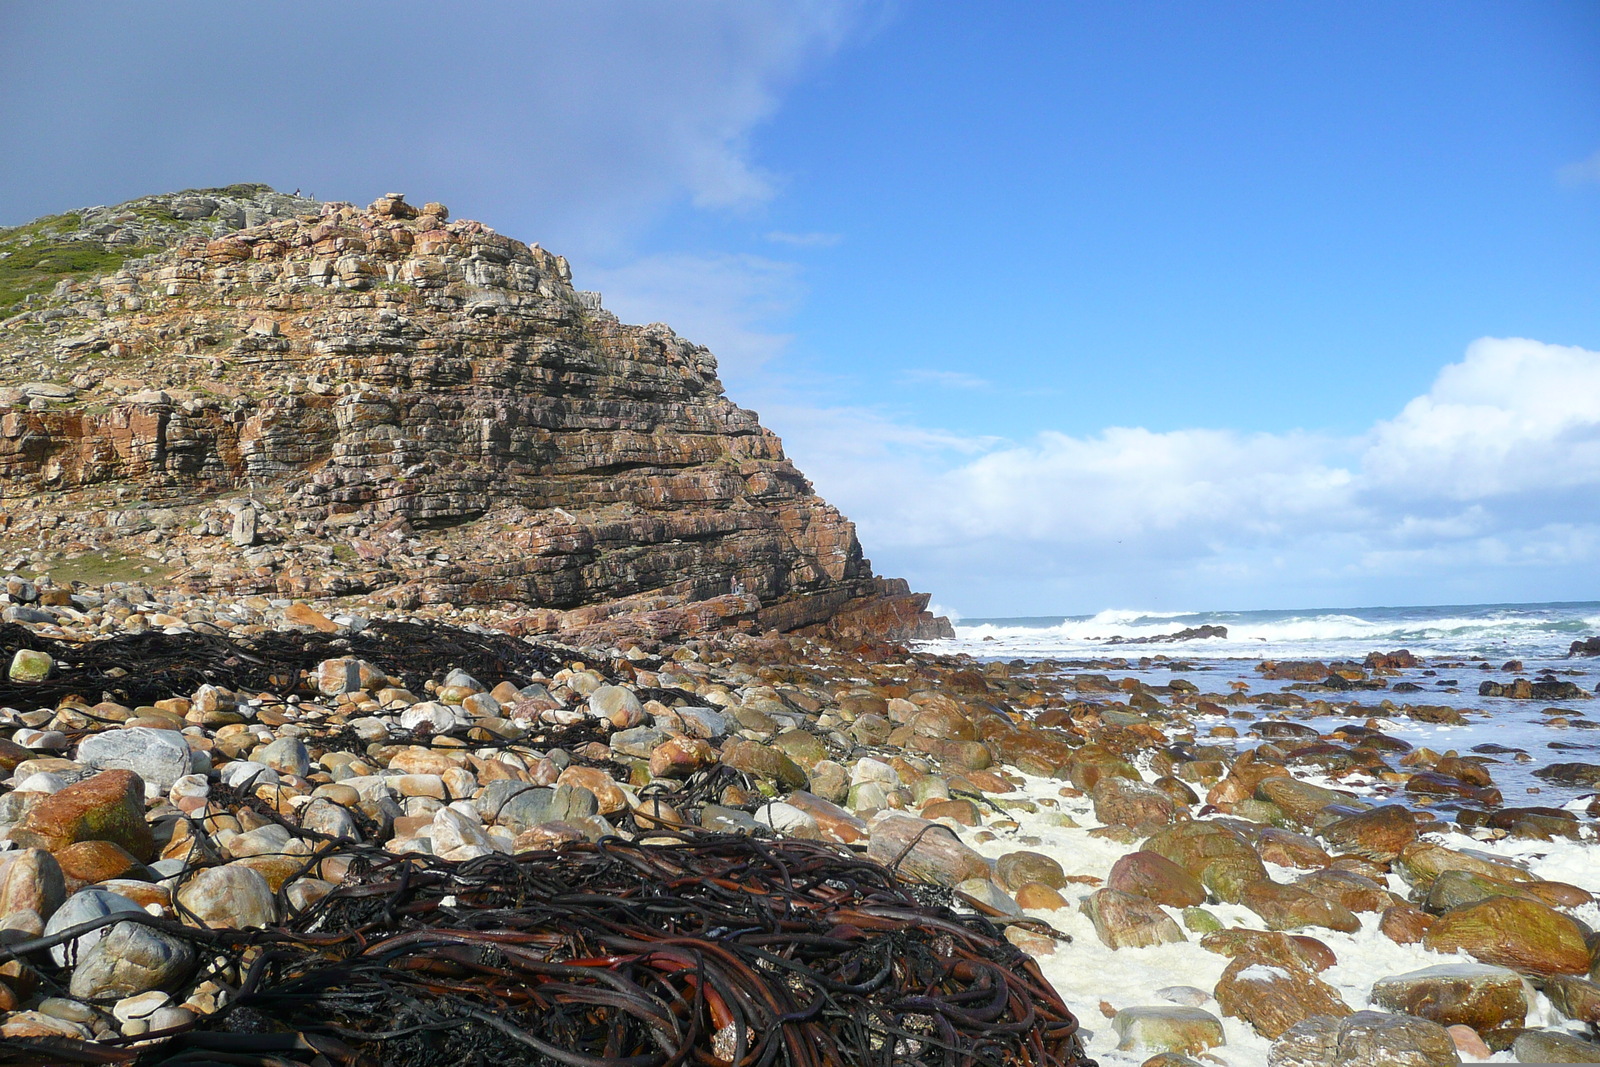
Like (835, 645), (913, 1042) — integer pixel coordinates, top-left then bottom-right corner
(0, 2), (871, 251)
(900, 369), (991, 390)
(764, 230), (843, 247)
(1557, 149), (1600, 186)
(579, 253), (805, 382)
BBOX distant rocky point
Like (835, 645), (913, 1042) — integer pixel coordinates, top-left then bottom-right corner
(0, 186), (950, 644)
(1101, 625), (1228, 645)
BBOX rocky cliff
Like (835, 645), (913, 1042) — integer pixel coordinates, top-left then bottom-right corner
(0, 187), (951, 643)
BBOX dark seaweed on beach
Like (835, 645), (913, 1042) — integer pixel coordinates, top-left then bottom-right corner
(0, 835), (1094, 1067)
(0, 619), (567, 709)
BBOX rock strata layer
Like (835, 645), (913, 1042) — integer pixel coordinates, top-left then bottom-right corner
(0, 188), (949, 644)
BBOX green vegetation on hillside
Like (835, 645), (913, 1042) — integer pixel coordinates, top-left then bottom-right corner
(0, 238), (155, 314)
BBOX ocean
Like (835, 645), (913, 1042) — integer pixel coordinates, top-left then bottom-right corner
(929, 600), (1600, 662)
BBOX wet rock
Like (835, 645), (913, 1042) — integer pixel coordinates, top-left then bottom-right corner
(1369, 963), (1532, 1031)
(1092, 776), (1179, 833)
(1143, 820), (1270, 903)
(864, 814), (989, 887)
(1111, 1006), (1225, 1055)
(1423, 895), (1591, 974)
(1200, 929), (1337, 972)
(1396, 841), (1532, 893)
(1080, 888), (1186, 949)
(1215, 955), (1350, 1039)
(7, 769), (155, 860)
(1424, 868), (1558, 912)
(1510, 1030), (1600, 1062)
(922, 798), (981, 825)
(1256, 827), (1333, 869)
(1257, 777), (1356, 827)
(1533, 762), (1600, 787)
(69, 921), (196, 999)
(1319, 805), (1418, 863)
(1379, 903), (1434, 945)
(995, 850), (1069, 892)
(1241, 880), (1361, 934)
(1014, 882), (1068, 910)
(1542, 975), (1600, 1025)
(1268, 1010), (1460, 1067)
(1293, 868), (1396, 913)
(1106, 851), (1207, 908)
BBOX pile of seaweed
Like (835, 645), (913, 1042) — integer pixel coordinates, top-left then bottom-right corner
(2, 835), (1095, 1067)
(0, 620), (567, 710)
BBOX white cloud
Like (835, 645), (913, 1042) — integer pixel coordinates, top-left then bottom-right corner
(1363, 336), (1600, 496)
(766, 337), (1600, 612)
(1558, 149), (1600, 186)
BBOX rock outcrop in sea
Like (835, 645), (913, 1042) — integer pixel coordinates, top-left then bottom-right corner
(0, 186), (950, 644)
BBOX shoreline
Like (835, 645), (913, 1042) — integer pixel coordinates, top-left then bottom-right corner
(2, 581), (1599, 1064)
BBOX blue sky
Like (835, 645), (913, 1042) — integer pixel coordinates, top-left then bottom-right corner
(4, 2), (1600, 615)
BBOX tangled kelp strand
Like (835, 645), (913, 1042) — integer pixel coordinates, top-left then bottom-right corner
(1, 834), (1093, 1067)
(0, 620), (566, 709)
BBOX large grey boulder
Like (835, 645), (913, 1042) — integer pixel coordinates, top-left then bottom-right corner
(78, 728), (192, 794)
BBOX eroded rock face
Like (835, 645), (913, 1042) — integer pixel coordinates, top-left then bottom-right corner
(0, 190), (950, 643)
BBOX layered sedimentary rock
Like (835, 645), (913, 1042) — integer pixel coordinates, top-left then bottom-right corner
(0, 188), (949, 642)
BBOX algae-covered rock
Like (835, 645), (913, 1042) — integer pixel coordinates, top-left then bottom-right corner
(1423, 895), (1591, 974)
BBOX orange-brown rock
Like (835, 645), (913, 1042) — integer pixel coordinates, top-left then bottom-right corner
(53, 840), (145, 885)
(1079, 888), (1186, 949)
(1106, 851), (1206, 908)
(1199, 929), (1337, 972)
(1423, 895), (1592, 974)
(555, 766), (628, 816)
(994, 850), (1069, 892)
(7, 769), (154, 861)
(1379, 903), (1435, 945)
(1014, 882), (1068, 910)
(0, 848), (65, 922)
(1319, 804), (1418, 864)
(1214, 953), (1350, 1038)
(1240, 880), (1361, 934)
(647, 736), (716, 780)
(1142, 820), (1269, 903)
(1254, 827), (1331, 869)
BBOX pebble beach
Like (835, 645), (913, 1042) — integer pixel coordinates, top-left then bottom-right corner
(5, 579), (1600, 1066)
